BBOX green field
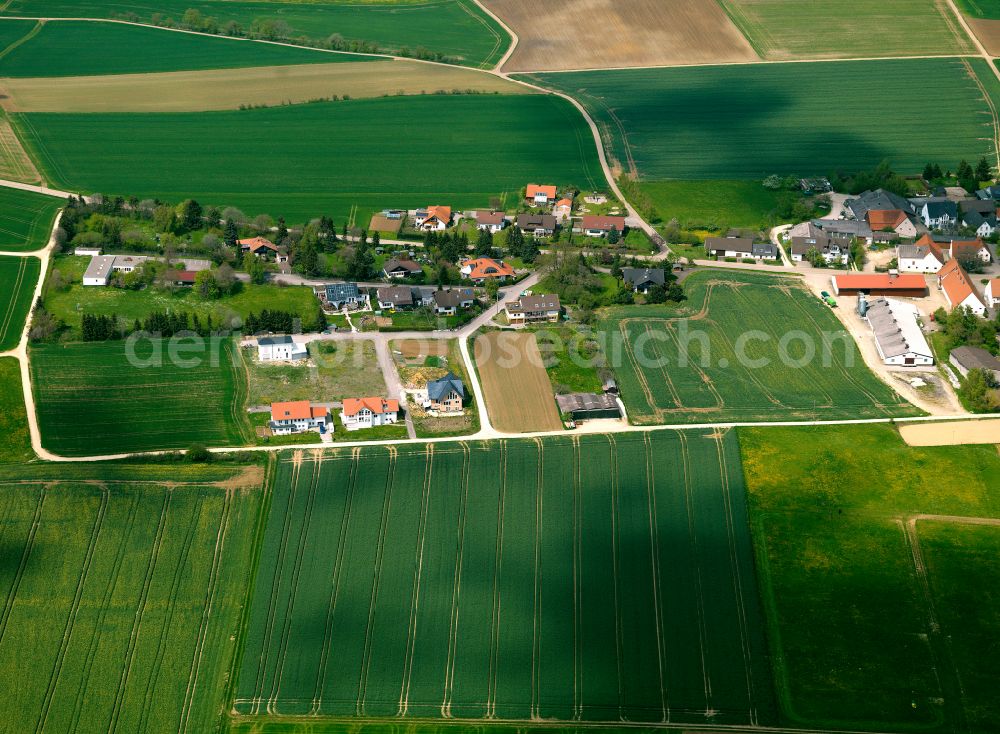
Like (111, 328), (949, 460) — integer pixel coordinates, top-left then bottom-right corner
(524, 58), (998, 179)
(741, 424), (1000, 731)
(599, 270), (919, 424)
(44, 255), (321, 337)
(234, 432), (776, 726)
(30, 338), (251, 456)
(718, 0), (974, 59)
(637, 180), (792, 229)
(0, 357), (32, 463)
(0, 187), (63, 251)
(0, 19), (357, 76)
(0, 1), (510, 68)
(0, 255), (40, 350)
(0, 465), (264, 732)
(15, 94), (602, 222)
(956, 0), (1000, 18)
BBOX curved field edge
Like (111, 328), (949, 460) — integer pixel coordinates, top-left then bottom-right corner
(598, 269), (921, 425)
(9, 93), (603, 223)
(0, 1), (512, 69)
(0, 186), (62, 250)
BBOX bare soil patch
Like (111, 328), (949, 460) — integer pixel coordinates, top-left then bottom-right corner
(899, 419), (1000, 446)
(967, 17), (1000, 55)
(0, 59), (527, 113)
(474, 330), (562, 432)
(394, 338), (450, 359)
(484, 0), (758, 72)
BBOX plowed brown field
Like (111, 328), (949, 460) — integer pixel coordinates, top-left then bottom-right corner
(483, 0), (759, 72)
(474, 330), (563, 432)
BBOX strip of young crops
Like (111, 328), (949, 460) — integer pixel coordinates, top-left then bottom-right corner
(237, 434), (775, 726)
(0, 478), (262, 733)
(0, 188), (61, 251)
(0, 255), (40, 351)
(30, 338), (250, 455)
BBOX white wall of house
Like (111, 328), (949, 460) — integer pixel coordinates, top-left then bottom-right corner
(986, 280), (999, 307)
(898, 254), (942, 273)
(340, 408), (398, 430)
(258, 342), (307, 361)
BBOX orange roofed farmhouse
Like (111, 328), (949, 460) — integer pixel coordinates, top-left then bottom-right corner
(340, 397), (399, 431)
(460, 257), (515, 282)
(269, 401), (329, 435)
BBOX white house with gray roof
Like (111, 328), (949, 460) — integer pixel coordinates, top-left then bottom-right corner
(863, 297), (933, 366)
(257, 335), (308, 362)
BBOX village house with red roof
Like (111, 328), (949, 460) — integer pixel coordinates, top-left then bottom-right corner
(341, 397), (399, 431)
(269, 401), (329, 435)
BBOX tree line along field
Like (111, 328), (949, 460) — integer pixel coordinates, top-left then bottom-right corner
(234, 433), (776, 726)
(0, 187), (62, 251)
(717, 0), (974, 59)
(599, 270), (919, 425)
(0, 255), (40, 351)
(0, 1), (510, 69)
(13, 93), (602, 223)
(30, 338), (251, 456)
(522, 58), (999, 180)
(0, 19), (365, 77)
(740, 424), (1000, 732)
(0, 465), (265, 733)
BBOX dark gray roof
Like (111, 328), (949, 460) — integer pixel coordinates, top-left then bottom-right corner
(921, 200), (957, 218)
(959, 199), (997, 215)
(325, 282), (360, 301)
(976, 185), (1000, 200)
(705, 236), (753, 253)
(622, 267), (665, 287)
(517, 213), (557, 230)
(433, 288), (474, 308)
(377, 285), (413, 306)
(427, 372), (464, 402)
(951, 346), (1000, 371)
(813, 219), (872, 238)
(753, 242), (778, 258)
(846, 189), (915, 219)
(383, 258), (422, 274)
(258, 335), (293, 346)
(555, 392), (621, 415)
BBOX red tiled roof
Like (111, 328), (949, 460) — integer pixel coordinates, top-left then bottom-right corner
(950, 238), (985, 259)
(475, 210), (505, 225)
(914, 234), (946, 264)
(167, 270), (197, 283)
(271, 400), (312, 421)
(938, 259), (983, 309)
(526, 184), (557, 199)
(424, 205), (451, 223)
(866, 209), (908, 230)
(555, 198), (573, 209)
(239, 236), (277, 252)
(581, 215), (626, 231)
(834, 274), (926, 290)
(463, 257), (515, 279)
(342, 397), (399, 416)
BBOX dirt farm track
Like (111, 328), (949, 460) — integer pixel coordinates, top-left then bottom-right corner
(898, 418), (1000, 446)
(482, 0), (758, 72)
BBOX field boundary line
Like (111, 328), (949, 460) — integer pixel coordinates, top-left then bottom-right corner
(440, 442), (471, 717)
(136, 488), (205, 733)
(178, 487), (234, 732)
(530, 437), (544, 721)
(571, 437), (583, 721)
(67, 489), (142, 734)
(399, 444), (435, 716)
(0, 485), (45, 646)
(642, 433), (668, 722)
(249, 453), (302, 713)
(357, 446), (397, 716)
(607, 435), (626, 721)
(34, 485), (108, 734)
(313, 448), (360, 713)
(678, 433), (712, 712)
(268, 453), (323, 713)
(467, 0), (517, 70)
(106, 489), (172, 734)
(485, 441), (507, 719)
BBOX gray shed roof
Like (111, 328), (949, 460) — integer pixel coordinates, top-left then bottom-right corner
(428, 372), (465, 402)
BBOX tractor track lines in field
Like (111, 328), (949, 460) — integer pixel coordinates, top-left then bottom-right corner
(106, 490), (172, 734)
(607, 435), (626, 722)
(313, 448), (360, 714)
(441, 442), (471, 718)
(399, 444), (435, 716)
(67, 490), (142, 734)
(714, 432), (758, 725)
(678, 433), (712, 712)
(34, 486), (108, 734)
(136, 490), (205, 733)
(177, 488), (233, 733)
(269, 453), (323, 713)
(0, 485), (45, 648)
(357, 446), (398, 717)
(642, 433), (669, 723)
(249, 453), (303, 715)
(960, 57), (1000, 170)
(530, 437), (544, 721)
(0, 256), (27, 344)
(485, 441), (508, 720)
(571, 437), (583, 721)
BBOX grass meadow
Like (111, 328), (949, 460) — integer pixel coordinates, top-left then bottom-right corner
(600, 270), (919, 424)
(0, 187), (62, 251)
(44, 255), (321, 337)
(717, 0), (973, 59)
(15, 94), (602, 222)
(740, 423), (1000, 732)
(524, 58), (998, 180)
(0, 255), (39, 350)
(234, 432), (776, 725)
(30, 338), (251, 456)
(0, 357), (32, 463)
(956, 0), (1000, 18)
(0, 466), (265, 732)
(637, 180), (793, 229)
(0, 1), (510, 68)
(0, 19), (356, 76)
